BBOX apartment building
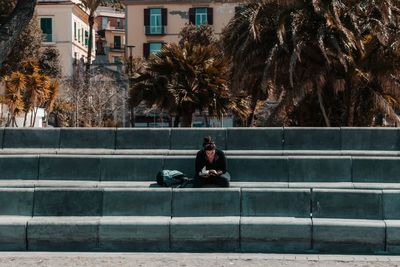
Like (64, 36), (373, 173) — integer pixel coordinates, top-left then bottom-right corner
(36, 0), (96, 77)
(95, 6), (126, 64)
(125, 0), (241, 58)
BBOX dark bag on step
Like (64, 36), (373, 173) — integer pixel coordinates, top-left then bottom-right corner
(156, 170), (192, 188)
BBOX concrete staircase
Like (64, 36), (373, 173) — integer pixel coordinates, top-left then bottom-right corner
(0, 127), (400, 253)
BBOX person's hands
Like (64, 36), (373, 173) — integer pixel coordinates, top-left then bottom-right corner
(209, 169), (218, 176)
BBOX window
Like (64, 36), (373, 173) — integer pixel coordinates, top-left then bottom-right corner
(81, 28), (84, 44)
(149, 43), (162, 54)
(189, 8), (213, 26)
(195, 8), (207, 25)
(112, 56), (121, 63)
(102, 17), (108, 29)
(144, 8), (167, 35)
(117, 19), (121, 29)
(150, 9), (162, 34)
(143, 42), (163, 58)
(40, 17), (53, 42)
(114, 36), (121, 49)
(78, 28), (81, 43)
(74, 22), (77, 41)
(85, 31), (89, 46)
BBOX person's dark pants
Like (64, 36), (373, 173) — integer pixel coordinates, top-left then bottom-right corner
(193, 172), (231, 188)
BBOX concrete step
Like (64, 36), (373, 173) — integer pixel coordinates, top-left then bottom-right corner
(6, 180), (400, 189)
(1, 155), (399, 183)
(2, 148), (400, 157)
(0, 188), (398, 253)
(1, 127), (399, 151)
(4, 187), (400, 218)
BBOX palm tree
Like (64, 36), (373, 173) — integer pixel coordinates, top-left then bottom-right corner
(3, 71), (25, 126)
(80, 0), (102, 73)
(129, 42), (249, 127)
(222, 0), (400, 127)
(0, 0), (36, 67)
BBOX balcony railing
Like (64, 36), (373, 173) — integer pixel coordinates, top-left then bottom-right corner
(110, 44), (125, 51)
(144, 26), (167, 35)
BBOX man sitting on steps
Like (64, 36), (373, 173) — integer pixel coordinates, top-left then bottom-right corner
(193, 136), (230, 188)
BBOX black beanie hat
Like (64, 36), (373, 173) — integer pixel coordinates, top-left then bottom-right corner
(203, 136), (216, 150)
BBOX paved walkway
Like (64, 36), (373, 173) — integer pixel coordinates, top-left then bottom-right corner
(0, 253), (400, 267)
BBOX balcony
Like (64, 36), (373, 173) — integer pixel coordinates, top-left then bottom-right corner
(42, 34), (56, 43)
(108, 44), (125, 52)
(144, 26), (167, 35)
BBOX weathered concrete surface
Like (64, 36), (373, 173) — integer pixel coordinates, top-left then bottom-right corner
(100, 156), (164, 181)
(59, 128), (115, 149)
(27, 217), (100, 251)
(288, 157), (351, 183)
(283, 128), (341, 150)
(99, 217), (170, 251)
(385, 220), (400, 254)
(39, 155), (100, 181)
(170, 129), (226, 150)
(383, 190), (400, 219)
(102, 188), (171, 216)
(172, 189), (240, 217)
(312, 189), (383, 219)
(341, 127), (399, 151)
(0, 216), (30, 251)
(229, 157), (288, 182)
(0, 253), (400, 267)
(241, 188), (310, 217)
(226, 128), (282, 150)
(33, 188), (102, 216)
(241, 217), (312, 252)
(0, 155), (38, 180)
(0, 188), (33, 216)
(116, 128), (170, 149)
(352, 157), (400, 183)
(3, 128), (60, 148)
(170, 217), (239, 252)
(312, 218), (385, 254)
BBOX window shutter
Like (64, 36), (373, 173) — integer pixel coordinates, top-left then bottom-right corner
(162, 8), (168, 26)
(207, 8), (213, 25)
(143, 43), (150, 58)
(144, 9), (150, 26)
(189, 8), (195, 24)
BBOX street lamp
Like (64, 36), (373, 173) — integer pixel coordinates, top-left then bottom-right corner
(125, 45), (135, 127)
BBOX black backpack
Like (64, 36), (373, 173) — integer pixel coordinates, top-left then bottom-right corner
(156, 170), (193, 188)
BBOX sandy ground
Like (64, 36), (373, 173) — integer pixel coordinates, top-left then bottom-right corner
(0, 253), (399, 267)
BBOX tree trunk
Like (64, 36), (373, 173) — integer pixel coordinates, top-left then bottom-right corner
(23, 111), (28, 127)
(0, 0), (36, 67)
(181, 112), (193, 127)
(85, 14), (95, 72)
(174, 113), (181, 127)
(246, 95), (258, 127)
(347, 86), (357, 126)
(317, 89), (331, 127)
(203, 113), (210, 127)
(82, 14), (95, 127)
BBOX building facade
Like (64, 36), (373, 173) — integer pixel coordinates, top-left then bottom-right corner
(95, 6), (126, 64)
(36, 0), (96, 77)
(124, 0), (241, 58)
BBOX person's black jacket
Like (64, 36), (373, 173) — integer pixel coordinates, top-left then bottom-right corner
(195, 149), (227, 176)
